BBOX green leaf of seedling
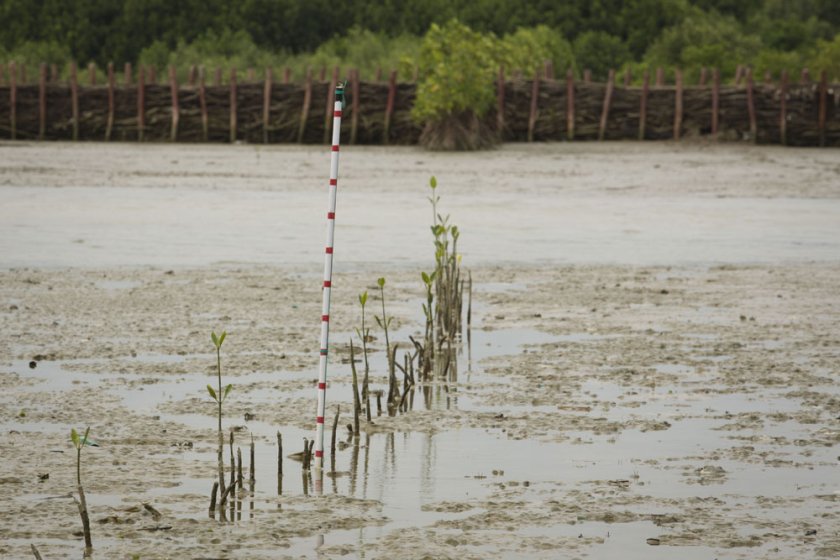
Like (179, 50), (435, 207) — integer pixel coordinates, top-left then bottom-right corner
(218, 331), (226, 347)
(70, 428), (79, 448)
(81, 427), (90, 447)
(223, 384), (232, 400)
(207, 384), (218, 401)
(377, 277), (385, 288)
(211, 332), (218, 347)
(359, 291), (368, 307)
(430, 176), (437, 189)
(421, 271), (431, 285)
(374, 316), (383, 328)
(386, 317), (393, 327)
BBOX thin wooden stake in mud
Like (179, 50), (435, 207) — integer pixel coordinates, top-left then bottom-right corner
(314, 81), (345, 476)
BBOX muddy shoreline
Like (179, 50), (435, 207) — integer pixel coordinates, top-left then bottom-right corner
(1, 141), (838, 559)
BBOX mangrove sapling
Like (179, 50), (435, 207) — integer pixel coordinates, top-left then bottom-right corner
(70, 427), (97, 557)
(349, 340), (361, 435)
(355, 291), (372, 422)
(208, 331), (232, 508)
(374, 277), (398, 408)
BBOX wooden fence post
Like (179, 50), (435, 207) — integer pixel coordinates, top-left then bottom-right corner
(763, 70), (772, 85)
(124, 62), (132, 86)
(583, 69), (592, 83)
(263, 67), (272, 144)
(229, 67), (237, 143)
(598, 69), (615, 141)
(318, 66), (326, 81)
(746, 68), (756, 141)
(639, 70), (649, 140)
(106, 62), (115, 141)
(283, 67), (291, 84)
(297, 67), (312, 143)
(38, 63), (47, 140)
(496, 66), (505, 137)
(188, 65), (197, 87)
(70, 62), (79, 141)
(169, 65), (179, 141)
(779, 70), (788, 146)
(711, 67), (720, 138)
(735, 64), (744, 86)
(199, 67), (208, 141)
(544, 60), (554, 80)
(323, 66), (338, 144)
(566, 68), (575, 140)
(818, 70), (827, 147)
(148, 66), (156, 84)
(674, 69), (683, 140)
(350, 68), (359, 144)
(9, 61), (16, 139)
(655, 67), (664, 87)
(699, 67), (708, 86)
(88, 62), (96, 85)
(137, 65), (145, 141)
(383, 70), (397, 144)
(800, 68), (810, 85)
(527, 71), (540, 142)
(623, 67), (631, 87)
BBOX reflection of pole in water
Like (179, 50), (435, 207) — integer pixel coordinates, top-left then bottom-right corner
(362, 433), (370, 499)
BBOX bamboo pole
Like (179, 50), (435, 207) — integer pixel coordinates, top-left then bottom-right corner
(263, 67), (273, 144)
(566, 68), (575, 140)
(779, 70), (788, 146)
(674, 69), (683, 140)
(9, 61), (17, 139)
(38, 63), (46, 140)
(106, 62), (115, 141)
(383, 70), (397, 144)
(746, 68), (756, 141)
(136, 66), (145, 141)
(818, 70), (827, 147)
(639, 70), (649, 140)
(229, 67), (237, 143)
(598, 69), (615, 141)
(169, 65), (179, 141)
(298, 67), (312, 143)
(496, 66), (505, 136)
(350, 68), (359, 144)
(711, 67), (720, 138)
(70, 62), (79, 141)
(199, 67), (208, 141)
(527, 71), (540, 142)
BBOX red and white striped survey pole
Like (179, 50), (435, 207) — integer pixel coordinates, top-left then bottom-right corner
(314, 82), (345, 473)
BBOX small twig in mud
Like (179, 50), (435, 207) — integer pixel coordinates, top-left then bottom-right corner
(30, 544), (43, 560)
(142, 502), (162, 521)
(209, 481), (219, 514)
(228, 432), (236, 501)
(236, 447), (243, 490)
(277, 432), (283, 477)
(249, 435), (255, 484)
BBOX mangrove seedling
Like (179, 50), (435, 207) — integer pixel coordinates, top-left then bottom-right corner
(208, 331), (232, 507)
(374, 277), (398, 407)
(355, 291), (372, 421)
(70, 427), (97, 557)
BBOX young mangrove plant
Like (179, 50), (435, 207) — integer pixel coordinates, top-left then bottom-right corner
(355, 291), (372, 422)
(70, 426), (97, 557)
(374, 277), (399, 411)
(208, 331), (232, 509)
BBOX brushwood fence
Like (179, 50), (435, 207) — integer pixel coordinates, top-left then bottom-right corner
(1, 62), (838, 147)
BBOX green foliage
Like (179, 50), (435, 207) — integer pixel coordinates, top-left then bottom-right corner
(499, 25), (575, 77)
(574, 31), (632, 81)
(412, 20), (500, 123)
(810, 34), (840, 81)
(643, 9), (763, 80)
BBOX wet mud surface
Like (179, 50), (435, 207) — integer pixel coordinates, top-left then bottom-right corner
(0, 141), (838, 558)
(1, 264), (838, 559)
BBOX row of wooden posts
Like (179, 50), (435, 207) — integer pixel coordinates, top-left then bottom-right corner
(512, 62), (835, 146)
(2, 60), (836, 146)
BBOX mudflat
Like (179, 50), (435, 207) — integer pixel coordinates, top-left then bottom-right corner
(0, 141), (838, 559)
